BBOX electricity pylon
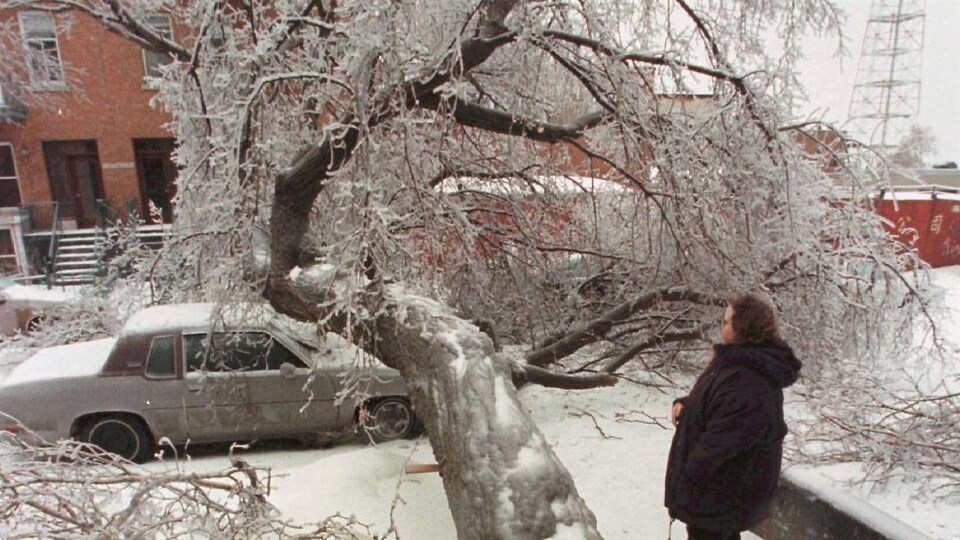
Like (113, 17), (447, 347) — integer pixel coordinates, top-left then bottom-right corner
(846, 0), (926, 155)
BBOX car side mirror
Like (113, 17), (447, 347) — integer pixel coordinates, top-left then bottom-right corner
(279, 362), (297, 378)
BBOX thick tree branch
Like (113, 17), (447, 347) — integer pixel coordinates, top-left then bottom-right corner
(269, 27), (519, 283)
(440, 99), (609, 143)
(541, 29), (741, 85)
(518, 365), (618, 390)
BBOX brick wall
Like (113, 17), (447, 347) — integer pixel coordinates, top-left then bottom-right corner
(0, 9), (174, 222)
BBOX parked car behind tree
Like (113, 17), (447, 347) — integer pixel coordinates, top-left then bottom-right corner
(0, 303), (418, 462)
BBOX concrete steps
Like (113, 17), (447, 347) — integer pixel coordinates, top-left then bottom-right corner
(51, 230), (104, 285)
(48, 224), (170, 285)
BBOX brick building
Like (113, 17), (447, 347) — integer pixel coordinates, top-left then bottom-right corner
(0, 8), (176, 278)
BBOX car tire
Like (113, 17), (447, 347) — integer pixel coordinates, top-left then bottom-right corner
(79, 415), (154, 463)
(360, 397), (418, 443)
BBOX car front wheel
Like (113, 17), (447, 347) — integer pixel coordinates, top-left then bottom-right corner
(79, 415), (153, 463)
(361, 397), (418, 443)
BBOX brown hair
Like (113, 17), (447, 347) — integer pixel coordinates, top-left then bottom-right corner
(728, 293), (782, 346)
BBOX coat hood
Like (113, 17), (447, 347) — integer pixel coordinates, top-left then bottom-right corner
(713, 342), (801, 388)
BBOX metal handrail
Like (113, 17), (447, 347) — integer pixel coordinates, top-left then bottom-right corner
(95, 199), (119, 231)
(45, 202), (61, 289)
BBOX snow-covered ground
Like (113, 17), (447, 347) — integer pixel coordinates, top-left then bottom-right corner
(140, 376), (721, 539)
(3, 267), (959, 538)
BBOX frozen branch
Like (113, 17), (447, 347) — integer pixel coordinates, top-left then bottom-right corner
(525, 287), (723, 367)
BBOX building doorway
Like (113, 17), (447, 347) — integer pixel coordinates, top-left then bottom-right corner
(133, 138), (176, 224)
(41, 140), (104, 229)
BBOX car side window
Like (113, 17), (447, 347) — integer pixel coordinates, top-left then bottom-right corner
(145, 335), (176, 378)
(183, 332), (301, 373)
(265, 339), (307, 370)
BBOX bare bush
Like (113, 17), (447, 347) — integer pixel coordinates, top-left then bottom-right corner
(0, 422), (371, 539)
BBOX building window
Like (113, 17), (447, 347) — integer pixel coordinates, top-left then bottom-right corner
(0, 144), (22, 207)
(18, 11), (65, 87)
(142, 14), (174, 79)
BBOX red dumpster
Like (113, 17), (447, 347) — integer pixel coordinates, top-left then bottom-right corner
(874, 187), (960, 268)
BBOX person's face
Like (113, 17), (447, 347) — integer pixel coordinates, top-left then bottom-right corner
(720, 306), (736, 344)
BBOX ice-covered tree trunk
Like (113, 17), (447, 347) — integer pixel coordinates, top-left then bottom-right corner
(270, 268), (601, 540)
(377, 289), (600, 539)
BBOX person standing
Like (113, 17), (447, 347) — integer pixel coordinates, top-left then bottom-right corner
(664, 293), (802, 540)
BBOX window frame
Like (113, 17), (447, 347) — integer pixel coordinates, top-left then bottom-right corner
(0, 143), (23, 208)
(183, 330), (308, 374)
(141, 13), (174, 82)
(18, 11), (66, 89)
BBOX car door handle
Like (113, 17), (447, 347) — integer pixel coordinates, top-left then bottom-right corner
(187, 384), (203, 393)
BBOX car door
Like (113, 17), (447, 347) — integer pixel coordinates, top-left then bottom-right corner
(181, 332), (261, 442)
(242, 332), (342, 436)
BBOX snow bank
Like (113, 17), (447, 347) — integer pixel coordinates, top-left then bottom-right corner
(1, 284), (80, 305)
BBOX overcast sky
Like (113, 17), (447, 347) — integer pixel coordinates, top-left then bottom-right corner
(795, 0), (960, 165)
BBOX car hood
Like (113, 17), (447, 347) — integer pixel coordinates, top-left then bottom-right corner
(0, 338), (117, 388)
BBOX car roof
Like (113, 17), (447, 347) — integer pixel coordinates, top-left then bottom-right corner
(0, 284), (79, 306)
(121, 303), (279, 335)
(118, 303), (389, 372)
(120, 303), (325, 355)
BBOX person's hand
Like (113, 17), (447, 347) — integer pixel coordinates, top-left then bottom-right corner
(671, 402), (684, 427)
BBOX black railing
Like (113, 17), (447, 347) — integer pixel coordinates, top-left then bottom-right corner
(94, 199), (121, 281)
(95, 199), (119, 231)
(20, 201), (63, 288)
(46, 202), (61, 289)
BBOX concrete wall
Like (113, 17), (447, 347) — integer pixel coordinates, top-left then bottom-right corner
(751, 470), (932, 540)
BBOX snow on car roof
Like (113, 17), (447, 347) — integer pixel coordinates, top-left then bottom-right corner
(120, 303), (321, 345)
(121, 303), (220, 335)
(0, 338), (117, 387)
(118, 303), (380, 368)
(120, 303), (285, 334)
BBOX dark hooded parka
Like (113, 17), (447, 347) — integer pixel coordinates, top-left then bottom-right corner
(664, 342), (802, 532)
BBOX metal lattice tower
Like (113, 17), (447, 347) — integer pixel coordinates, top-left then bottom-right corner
(846, 0), (926, 155)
